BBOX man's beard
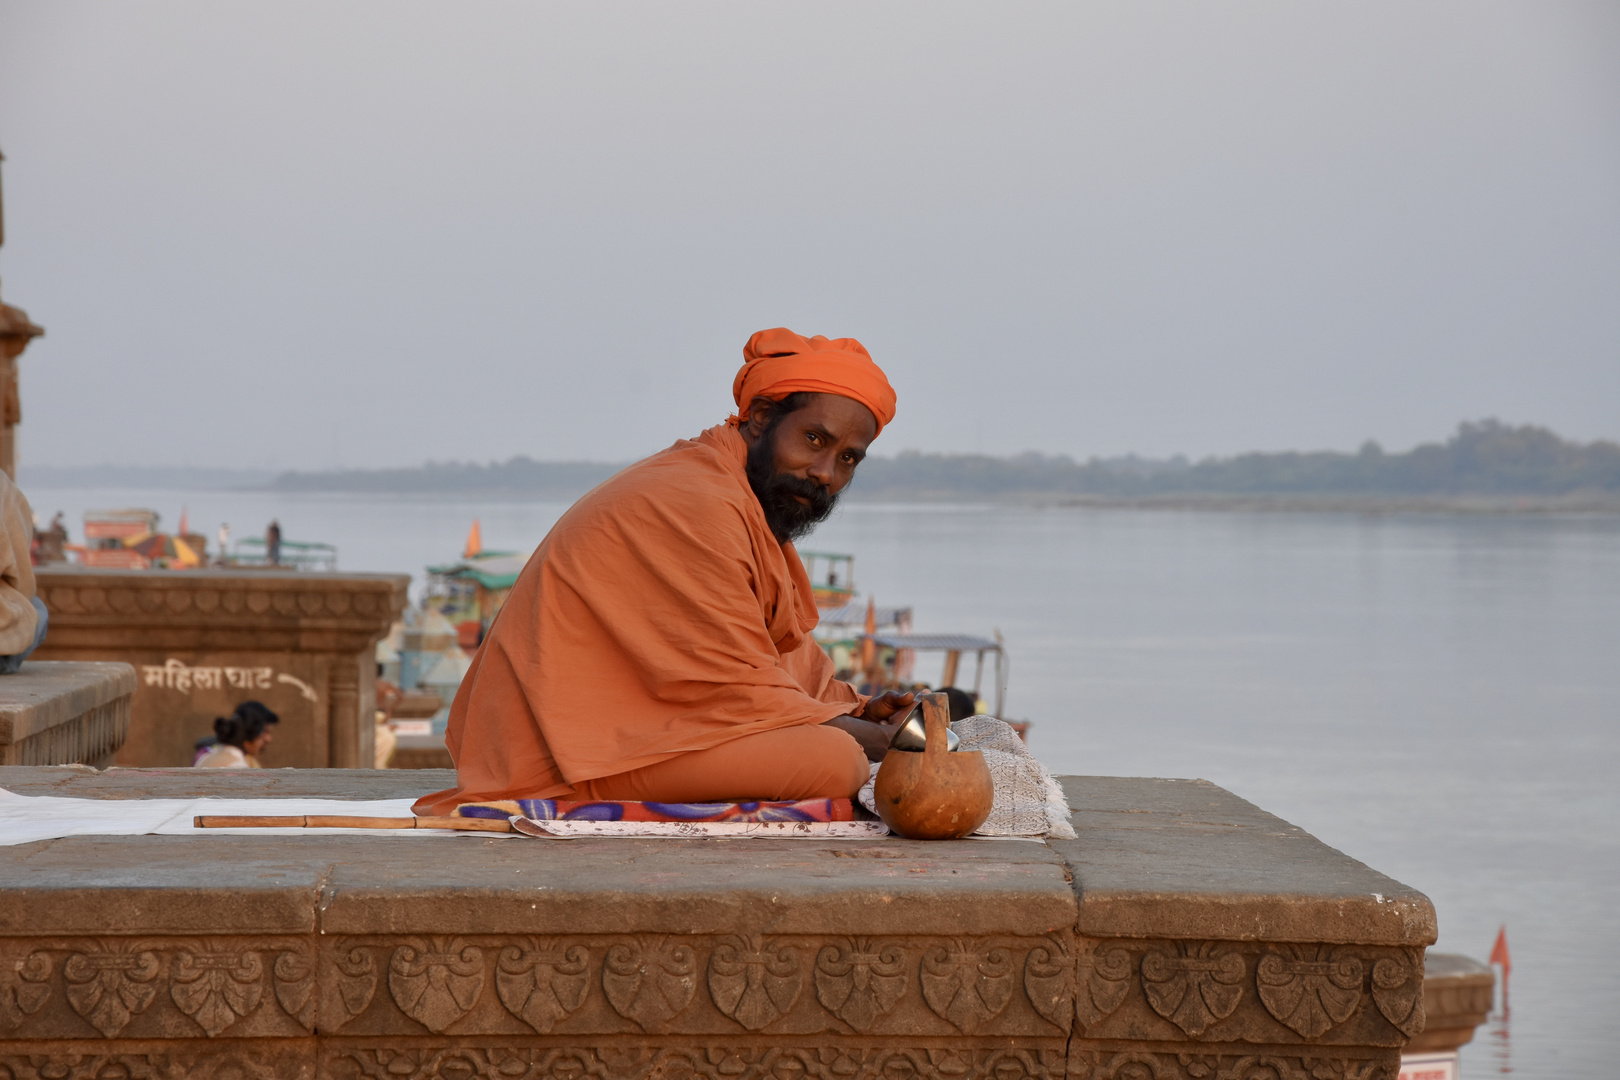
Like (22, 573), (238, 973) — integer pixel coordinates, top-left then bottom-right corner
(747, 431), (839, 544)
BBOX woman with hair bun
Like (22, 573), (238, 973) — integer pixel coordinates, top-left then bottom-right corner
(195, 701), (280, 768)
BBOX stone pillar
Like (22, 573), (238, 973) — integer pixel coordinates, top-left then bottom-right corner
(0, 147), (45, 481)
(33, 567), (408, 767)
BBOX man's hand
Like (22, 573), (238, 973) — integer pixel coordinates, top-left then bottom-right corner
(858, 690), (917, 725)
(823, 714), (899, 763)
(822, 692), (917, 763)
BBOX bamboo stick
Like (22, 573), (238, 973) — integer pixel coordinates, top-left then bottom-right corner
(192, 814), (514, 833)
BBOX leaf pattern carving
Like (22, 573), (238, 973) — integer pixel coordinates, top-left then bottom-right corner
(1140, 941), (1245, 1036)
(1256, 945), (1364, 1038)
(334, 945), (379, 1025)
(495, 938), (591, 1034)
(63, 944), (161, 1037)
(1021, 939), (1073, 1032)
(170, 947), (264, 1036)
(327, 1045), (1063, 1080)
(919, 942), (1014, 1033)
(388, 937), (485, 1034)
(601, 937), (696, 1032)
(0, 951), (51, 1030)
(1371, 949), (1425, 1037)
(813, 939), (908, 1033)
(706, 935), (802, 1031)
(1078, 1050), (1387, 1080)
(273, 949), (317, 1030)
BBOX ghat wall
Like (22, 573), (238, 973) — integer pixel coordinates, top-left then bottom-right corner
(0, 768), (1437, 1080)
(32, 568), (408, 768)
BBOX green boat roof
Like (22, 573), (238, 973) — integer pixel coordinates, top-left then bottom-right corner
(426, 551), (527, 590)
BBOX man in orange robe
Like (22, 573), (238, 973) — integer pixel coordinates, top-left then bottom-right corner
(415, 329), (914, 815)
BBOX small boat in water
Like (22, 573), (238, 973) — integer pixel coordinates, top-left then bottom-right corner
(808, 550), (1028, 738)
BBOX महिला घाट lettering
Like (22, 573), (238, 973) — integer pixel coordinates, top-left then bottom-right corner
(140, 658), (318, 701)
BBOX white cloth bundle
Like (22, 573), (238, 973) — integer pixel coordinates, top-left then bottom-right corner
(859, 716), (1076, 839)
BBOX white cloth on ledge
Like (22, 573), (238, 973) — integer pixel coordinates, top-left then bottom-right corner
(0, 788), (436, 846)
(0, 789), (885, 843)
(858, 716), (1077, 839)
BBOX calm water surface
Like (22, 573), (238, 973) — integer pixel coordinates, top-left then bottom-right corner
(28, 487), (1620, 1079)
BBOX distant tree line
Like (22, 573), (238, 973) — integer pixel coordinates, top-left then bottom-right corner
(851, 421), (1620, 498)
(263, 421), (1620, 498)
(265, 458), (621, 497)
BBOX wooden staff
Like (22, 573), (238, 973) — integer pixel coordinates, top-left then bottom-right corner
(192, 814), (514, 833)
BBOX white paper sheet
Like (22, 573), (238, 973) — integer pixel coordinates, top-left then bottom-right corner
(0, 787), (448, 846)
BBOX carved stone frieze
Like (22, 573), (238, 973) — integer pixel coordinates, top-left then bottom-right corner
(1067, 1048), (1398, 1080)
(919, 941), (1015, 1034)
(495, 937), (591, 1034)
(311, 932), (1063, 1039)
(1255, 947), (1363, 1039)
(1058, 939), (1425, 1047)
(274, 950), (318, 1031)
(1140, 943), (1246, 1037)
(705, 935), (802, 1031)
(169, 945), (265, 1036)
(601, 936), (698, 1032)
(387, 937), (485, 1034)
(0, 1043), (313, 1080)
(1368, 950), (1425, 1038)
(1023, 938), (1134, 1034)
(324, 1042), (1066, 1080)
(0, 937), (314, 1040)
(39, 576), (400, 630)
(330, 945), (380, 1027)
(1022, 938), (1073, 1032)
(0, 948), (52, 1030)
(0, 934), (1426, 1050)
(813, 938), (909, 1033)
(62, 941), (163, 1037)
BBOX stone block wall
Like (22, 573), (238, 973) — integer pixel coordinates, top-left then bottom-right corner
(0, 661), (135, 766)
(0, 769), (1439, 1080)
(33, 568), (408, 768)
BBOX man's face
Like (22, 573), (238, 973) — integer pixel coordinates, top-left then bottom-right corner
(745, 392), (878, 544)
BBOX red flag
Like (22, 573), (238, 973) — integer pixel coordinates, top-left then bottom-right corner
(1489, 925), (1510, 977)
(1489, 925), (1511, 1006)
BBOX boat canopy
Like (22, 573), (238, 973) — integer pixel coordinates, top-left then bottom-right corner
(867, 633), (999, 652)
(816, 603), (912, 629)
(426, 552), (528, 591)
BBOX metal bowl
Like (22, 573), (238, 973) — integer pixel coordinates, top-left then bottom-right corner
(887, 702), (962, 753)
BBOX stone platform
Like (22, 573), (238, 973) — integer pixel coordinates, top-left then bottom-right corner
(0, 767), (1437, 1080)
(0, 661), (136, 766)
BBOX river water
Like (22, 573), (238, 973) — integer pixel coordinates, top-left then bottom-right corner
(26, 486), (1620, 1078)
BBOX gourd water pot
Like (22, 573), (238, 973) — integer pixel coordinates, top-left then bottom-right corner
(873, 692), (994, 840)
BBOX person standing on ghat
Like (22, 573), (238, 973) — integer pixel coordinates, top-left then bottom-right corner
(415, 328), (915, 816)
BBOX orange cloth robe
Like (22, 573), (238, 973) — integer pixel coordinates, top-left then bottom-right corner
(414, 423), (864, 816)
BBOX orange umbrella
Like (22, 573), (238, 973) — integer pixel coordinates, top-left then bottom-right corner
(464, 519), (483, 559)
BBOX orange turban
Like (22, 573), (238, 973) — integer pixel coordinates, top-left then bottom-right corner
(730, 328), (897, 435)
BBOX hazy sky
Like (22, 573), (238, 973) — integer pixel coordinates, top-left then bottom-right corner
(1, 2), (1616, 470)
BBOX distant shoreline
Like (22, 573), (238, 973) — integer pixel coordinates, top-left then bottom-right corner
(18, 480), (1619, 515)
(852, 491), (1620, 514)
(22, 419), (1620, 515)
